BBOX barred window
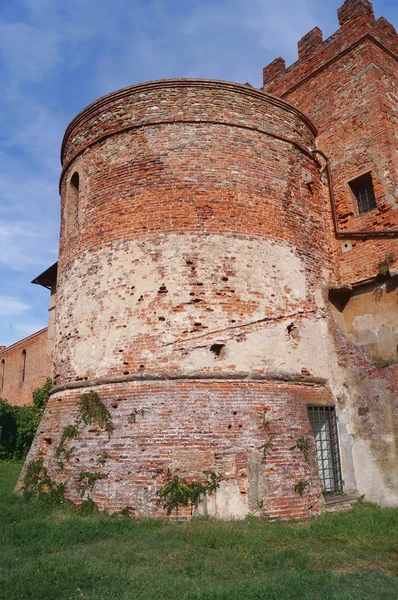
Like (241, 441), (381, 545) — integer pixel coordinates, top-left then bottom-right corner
(307, 405), (342, 494)
(349, 173), (376, 215)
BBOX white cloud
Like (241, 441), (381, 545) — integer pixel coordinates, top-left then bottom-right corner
(0, 219), (58, 271)
(0, 296), (30, 316)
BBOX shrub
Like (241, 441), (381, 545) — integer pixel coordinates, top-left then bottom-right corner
(0, 378), (52, 460)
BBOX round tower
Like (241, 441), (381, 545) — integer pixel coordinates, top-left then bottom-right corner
(28, 80), (334, 519)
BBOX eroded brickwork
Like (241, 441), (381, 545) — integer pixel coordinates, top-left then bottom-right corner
(20, 0), (398, 518)
(53, 80), (329, 389)
(25, 380), (328, 519)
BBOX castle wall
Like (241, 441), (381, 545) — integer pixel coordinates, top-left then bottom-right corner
(27, 380), (329, 519)
(24, 80), (335, 519)
(261, 0), (398, 509)
(0, 328), (51, 406)
(54, 80), (329, 387)
(263, 0), (398, 285)
(19, 2), (398, 517)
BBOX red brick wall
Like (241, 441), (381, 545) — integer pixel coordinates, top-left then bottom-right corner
(263, 0), (398, 284)
(18, 79), (335, 519)
(21, 9), (398, 515)
(25, 380), (329, 519)
(0, 329), (51, 406)
(53, 80), (330, 387)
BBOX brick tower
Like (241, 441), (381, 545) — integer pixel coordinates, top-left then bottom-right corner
(22, 0), (398, 517)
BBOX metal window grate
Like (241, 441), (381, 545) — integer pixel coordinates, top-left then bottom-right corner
(307, 405), (342, 494)
(349, 173), (376, 215)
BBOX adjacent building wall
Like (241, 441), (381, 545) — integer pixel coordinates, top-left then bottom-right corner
(263, 0), (398, 285)
(0, 328), (51, 406)
(262, 0), (398, 508)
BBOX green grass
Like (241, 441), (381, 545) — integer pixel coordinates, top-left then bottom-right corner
(1, 463), (398, 600)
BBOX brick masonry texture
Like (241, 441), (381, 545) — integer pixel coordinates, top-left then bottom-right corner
(54, 80), (329, 387)
(263, 0), (398, 284)
(18, 0), (398, 518)
(26, 380), (327, 519)
(0, 329), (51, 406)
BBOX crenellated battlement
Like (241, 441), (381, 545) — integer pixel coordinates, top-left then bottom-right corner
(263, 0), (397, 94)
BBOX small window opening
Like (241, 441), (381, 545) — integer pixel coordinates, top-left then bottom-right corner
(21, 350), (26, 383)
(307, 405), (342, 494)
(349, 173), (376, 215)
(1, 359), (5, 389)
(68, 171), (80, 237)
(71, 171), (79, 191)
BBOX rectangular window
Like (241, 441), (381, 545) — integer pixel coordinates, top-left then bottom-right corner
(307, 405), (342, 494)
(349, 172), (377, 215)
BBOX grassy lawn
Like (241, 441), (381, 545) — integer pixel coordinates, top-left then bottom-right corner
(1, 462), (398, 600)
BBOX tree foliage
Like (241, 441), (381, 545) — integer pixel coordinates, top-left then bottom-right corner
(0, 378), (52, 460)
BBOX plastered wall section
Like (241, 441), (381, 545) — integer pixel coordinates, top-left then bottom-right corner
(330, 321), (398, 506)
(0, 328), (51, 406)
(331, 280), (398, 358)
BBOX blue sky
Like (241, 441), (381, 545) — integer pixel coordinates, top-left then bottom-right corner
(0, 0), (397, 346)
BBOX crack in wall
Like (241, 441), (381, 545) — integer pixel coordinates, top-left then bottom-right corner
(162, 307), (318, 347)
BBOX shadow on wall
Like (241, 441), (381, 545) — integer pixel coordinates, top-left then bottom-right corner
(330, 278), (398, 363)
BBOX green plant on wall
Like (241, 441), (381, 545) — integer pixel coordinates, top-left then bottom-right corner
(294, 480), (309, 496)
(259, 437), (275, 458)
(378, 254), (395, 276)
(77, 391), (114, 437)
(55, 425), (79, 459)
(257, 408), (275, 459)
(96, 452), (108, 466)
(55, 391), (114, 469)
(76, 471), (108, 498)
(290, 436), (312, 461)
(155, 468), (223, 516)
(373, 355), (397, 369)
(22, 458), (69, 506)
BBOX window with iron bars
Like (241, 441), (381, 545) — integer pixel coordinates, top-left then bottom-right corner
(349, 172), (377, 215)
(307, 405), (342, 494)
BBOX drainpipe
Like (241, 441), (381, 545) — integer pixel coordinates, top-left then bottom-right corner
(309, 148), (398, 238)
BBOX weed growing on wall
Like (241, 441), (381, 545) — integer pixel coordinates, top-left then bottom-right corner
(55, 425), (79, 459)
(257, 408), (275, 459)
(20, 390), (115, 509)
(294, 480), (309, 496)
(22, 458), (69, 507)
(259, 438), (275, 458)
(377, 254), (395, 276)
(155, 468), (223, 516)
(77, 391), (114, 437)
(96, 452), (108, 466)
(373, 355), (397, 368)
(77, 471), (108, 498)
(290, 436), (312, 461)
(55, 391), (114, 465)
